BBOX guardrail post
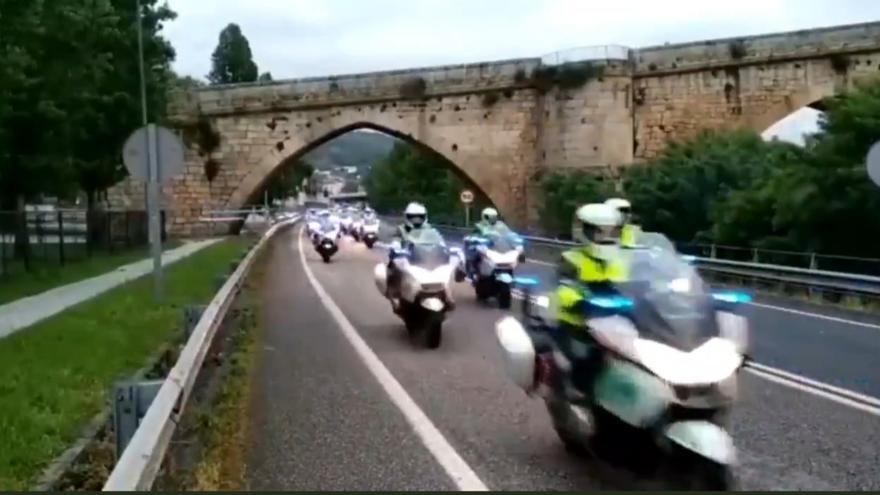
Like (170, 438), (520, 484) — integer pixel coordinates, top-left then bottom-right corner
(809, 252), (817, 270)
(113, 379), (164, 460)
(752, 248), (759, 263)
(183, 305), (205, 339)
(710, 244), (717, 259)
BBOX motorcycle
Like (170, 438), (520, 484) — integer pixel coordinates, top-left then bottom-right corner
(360, 219), (380, 249)
(350, 216), (364, 242)
(494, 237), (751, 490)
(313, 223), (340, 263)
(339, 214), (354, 236)
(464, 231), (525, 309)
(373, 230), (464, 349)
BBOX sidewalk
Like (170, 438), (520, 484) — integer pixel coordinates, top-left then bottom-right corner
(0, 239), (222, 339)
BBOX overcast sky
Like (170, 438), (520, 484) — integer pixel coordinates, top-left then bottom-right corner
(163, 0), (880, 141)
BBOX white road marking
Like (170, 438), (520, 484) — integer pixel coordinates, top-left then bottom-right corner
(744, 366), (880, 417)
(296, 228), (489, 491)
(508, 289), (880, 416)
(747, 302), (880, 331)
(525, 258), (555, 267)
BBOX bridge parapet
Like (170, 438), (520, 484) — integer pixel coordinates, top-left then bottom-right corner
(633, 21), (880, 74)
(169, 57), (542, 122)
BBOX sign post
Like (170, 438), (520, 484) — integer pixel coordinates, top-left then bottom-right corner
(460, 189), (474, 227)
(123, 125), (185, 302)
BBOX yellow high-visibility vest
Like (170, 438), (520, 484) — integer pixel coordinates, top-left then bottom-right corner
(554, 248), (628, 327)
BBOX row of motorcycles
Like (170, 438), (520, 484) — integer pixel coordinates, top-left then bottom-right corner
(307, 207), (750, 489)
(305, 206), (380, 263)
(373, 226), (527, 350)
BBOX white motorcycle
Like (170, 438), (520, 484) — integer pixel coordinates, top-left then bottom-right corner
(494, 238), (750, 490)
(339, 215), (353, 236)
(464, 231), (525, 309)
(313, 222), (340, 263)
(373, 230), (464, 349)
(360, 219), (380, 249)
(350, 217), (364, 241)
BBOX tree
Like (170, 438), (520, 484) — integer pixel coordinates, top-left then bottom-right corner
(365, 141), (490, 225)
(622, 130), (782, 243)
(258, 72), (273, 83)
(539, 170), (615, 238)
(208, 23), (258, 85)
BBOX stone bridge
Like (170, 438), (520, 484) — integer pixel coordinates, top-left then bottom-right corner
(108, 21), (880, 235)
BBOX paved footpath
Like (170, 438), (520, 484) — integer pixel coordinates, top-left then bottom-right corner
(0, 239), (222, 339)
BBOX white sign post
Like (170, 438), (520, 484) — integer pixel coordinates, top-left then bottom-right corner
(122, 125), (185, 301)
(460, 189), (474, 227)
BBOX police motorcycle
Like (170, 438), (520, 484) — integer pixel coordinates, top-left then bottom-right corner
(306, 209), (324, 240)
(312, 218), (341, 263)
(494, 234), (751, 490)
(350, 212), (365, 242)
(463, 230), (526, 309)
(359, 214), (381, 249)
(373, 228), (465, 349)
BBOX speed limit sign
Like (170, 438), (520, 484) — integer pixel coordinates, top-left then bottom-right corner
(460, 190), (474, 204)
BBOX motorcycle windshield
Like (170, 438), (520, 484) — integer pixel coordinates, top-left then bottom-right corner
(484, 230), (520, 253)
(613, 237), (718, 351)
(408, 229), (449, 269)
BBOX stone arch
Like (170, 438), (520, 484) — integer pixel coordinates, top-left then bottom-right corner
(227, 121), (497, 213)
(743, 84), (835, 134)
(209, 97), (532, 226)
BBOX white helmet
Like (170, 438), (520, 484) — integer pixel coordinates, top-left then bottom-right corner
(605, 198), (632, 225)
(573, 203), (622, 257)
(481, 207), (499, 225)
(404, 202), (428, 229)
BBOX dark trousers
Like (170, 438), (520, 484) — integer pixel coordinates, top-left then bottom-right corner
(548, 322), (604, 394)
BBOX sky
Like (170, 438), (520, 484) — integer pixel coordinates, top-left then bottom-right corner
(162, 0), (880, 142)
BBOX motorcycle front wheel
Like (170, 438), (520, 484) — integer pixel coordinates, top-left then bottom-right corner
(404, 310), (443, 349)
(546, 397), (592, 456)
(671, 448), (736, 491)
(497, 283), (512, 309)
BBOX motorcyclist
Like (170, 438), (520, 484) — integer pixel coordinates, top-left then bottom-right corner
(386, 202), (432, 299)
(465, 207), (514, 276)
(605, 197), (641, 248)
(545, 203), (629, 395)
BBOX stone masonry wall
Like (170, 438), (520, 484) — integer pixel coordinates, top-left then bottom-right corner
(162, 88), (542, 236)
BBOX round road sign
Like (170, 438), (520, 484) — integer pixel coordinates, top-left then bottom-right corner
(122, 125), (186, 182)
(460, 190), (474, 204)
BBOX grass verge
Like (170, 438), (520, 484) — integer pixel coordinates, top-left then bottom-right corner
(0, 237), (248, 490)
(0, 242), (180, 306)
(189, 239), (269, 490)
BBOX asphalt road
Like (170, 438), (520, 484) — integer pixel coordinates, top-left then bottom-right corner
(245, 225), (880, 490)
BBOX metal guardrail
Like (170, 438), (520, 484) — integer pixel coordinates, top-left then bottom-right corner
(102, 214), (301, 491)
(424, 222), (880, 299)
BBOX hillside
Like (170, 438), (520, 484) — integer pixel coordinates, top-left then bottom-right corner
(303, 130), (398, 176)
